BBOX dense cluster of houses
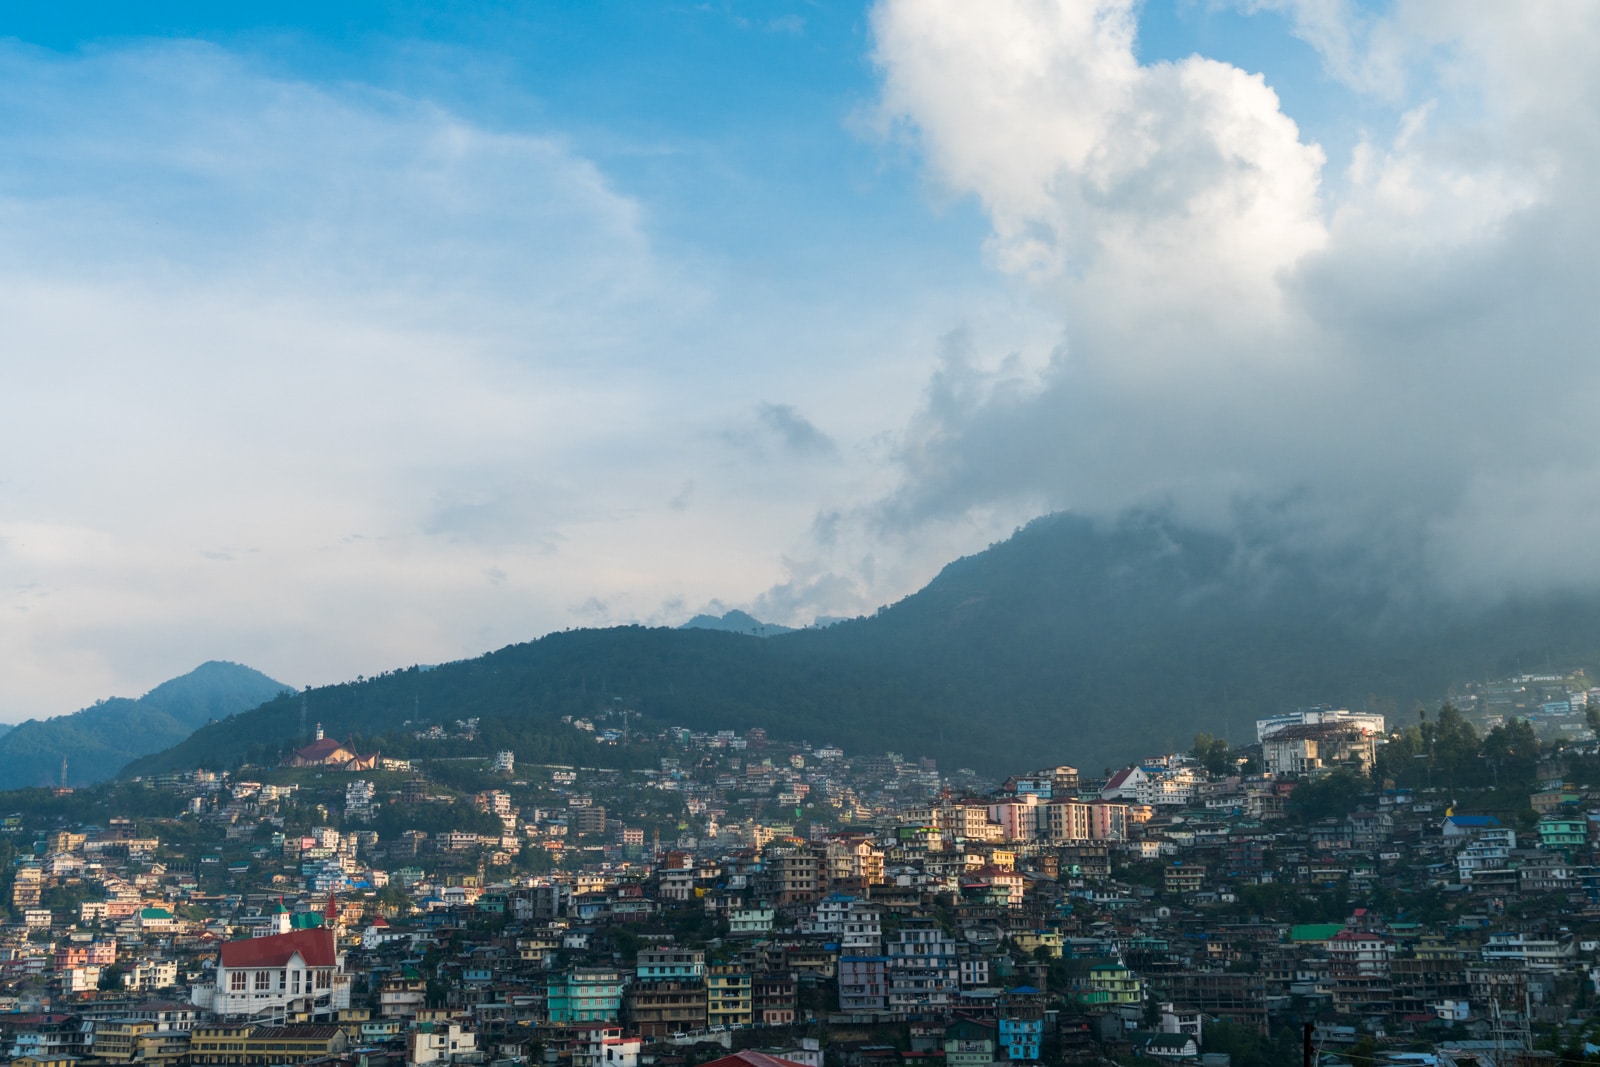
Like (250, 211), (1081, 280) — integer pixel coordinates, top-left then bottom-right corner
(3, 707), (1600, 1066)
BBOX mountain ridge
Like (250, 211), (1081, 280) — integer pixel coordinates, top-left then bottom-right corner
(0, 661), (290, 790)
(117, 512), (1600, 775)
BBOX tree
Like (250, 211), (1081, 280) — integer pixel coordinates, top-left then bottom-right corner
(1191, 734), (1232, 777)
(1431, 703), (1480, 792)
(1482, 718), (1540, 791)
(1286, 770), (1370, 823)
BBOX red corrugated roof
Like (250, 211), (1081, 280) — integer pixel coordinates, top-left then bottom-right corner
(292, 738), (351, 762)
(700, 1053), (811, 1067)
(219, 928), (336, 968)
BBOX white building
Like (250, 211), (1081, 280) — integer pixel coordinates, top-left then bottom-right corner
(124, 959), (179, 991)
(729, 908), (775, 937)
(1256, 708), (1386, 743)
(408, 1022), (477, 1067)
(345, 780), (376, 818)
(192, 925), (350, 1020)
(571, 1027), (639, 1067)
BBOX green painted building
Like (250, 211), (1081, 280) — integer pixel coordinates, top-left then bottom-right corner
(1537, 816), (1587, 852)
(547, 967), (622, 1024)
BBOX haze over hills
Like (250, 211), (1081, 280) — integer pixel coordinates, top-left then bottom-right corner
(119, 512), (1600, 778)
(0, 661), (289, 790)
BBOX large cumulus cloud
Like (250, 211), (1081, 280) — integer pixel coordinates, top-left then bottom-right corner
(868, 0), (1600, 597)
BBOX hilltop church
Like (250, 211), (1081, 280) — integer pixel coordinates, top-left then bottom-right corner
(283, 724), (380, 771)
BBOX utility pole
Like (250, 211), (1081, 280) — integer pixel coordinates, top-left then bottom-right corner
(1302, 1022), (1313, 1067)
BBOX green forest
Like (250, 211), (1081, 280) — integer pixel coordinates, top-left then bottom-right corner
(118, 512), (1600, 777)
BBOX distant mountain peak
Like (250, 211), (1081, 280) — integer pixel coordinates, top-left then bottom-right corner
(0, 661), (289, 790)
(678, 609), (794, 637)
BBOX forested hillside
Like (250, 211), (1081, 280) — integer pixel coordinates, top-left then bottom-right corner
(0, 661), (288, 789)
(121, 513), (1600, 776)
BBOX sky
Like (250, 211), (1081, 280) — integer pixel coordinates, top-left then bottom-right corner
(2, 1), (1597, 719)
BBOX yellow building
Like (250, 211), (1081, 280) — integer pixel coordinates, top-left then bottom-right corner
(14, 1056), (81, 1067)
(1011, 931), (1062, 959)
(1080, 963), (1143, 1007)
(190, 1025), (348, 1066)
(93, 1020), (190, 1066)
(707, 965), (752, 1028)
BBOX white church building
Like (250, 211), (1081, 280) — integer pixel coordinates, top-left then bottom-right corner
(192, 905), (351, 1021)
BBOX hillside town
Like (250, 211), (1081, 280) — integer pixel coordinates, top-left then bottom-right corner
(3, 696), (1600, 1067)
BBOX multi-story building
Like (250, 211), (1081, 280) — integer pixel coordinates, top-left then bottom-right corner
(706, 966), (752, 1028)
(997, 995), (1044, 1062)
(193, 927), (349, 1021)
(572, 807), (608, 836)
(406, 1023), (477, 1067)
(824, 839), (886, 889)
(186, 1024), (350, 1066)
(636, 948), (705, 982)
(625, 981), (706, 1038)
(1080, 963), (1143, 1008)
(569, 1026), (638, 1067)
(838, 957), (890, 1012)
(1041, 801), (1129, 843)
(1537, 816), (1587, 852)
(122, 960), (179, 991)
(548, 969), (623, 1025)
(802, 896), (882, 953)
(1163, 863), (1207, 894)
(943, 1019), (996, 1067)
(1262, 723), (1377, 777)
(886, 919), (959, 1011)
(3, 1014), (95, 1061)
(754, 974), (797, 1027)
(1481, 933), (1574, 971)
(729, 908), (774, 937)
(54, 943), (116, 969)
(93, 1020), (190, 1066)
(1154, 972), (1267, 1033)
(1327, 930), (1392, 1016)
(1458, 829), (1517, 882)
(377, 972), (426, 1018)
(1256, 708), (1386, 743)
(768, 848), (822, 905)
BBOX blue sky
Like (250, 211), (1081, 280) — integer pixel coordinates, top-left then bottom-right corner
(2, 1), (1595, 717)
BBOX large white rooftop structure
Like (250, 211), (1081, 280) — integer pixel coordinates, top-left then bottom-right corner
(1255, 707), (1386, 744)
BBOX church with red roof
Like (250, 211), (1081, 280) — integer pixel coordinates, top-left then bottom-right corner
(193, 912), (351, 1021)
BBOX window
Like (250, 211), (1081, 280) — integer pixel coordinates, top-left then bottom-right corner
(255, 971), (270, 991)
(230, 972), (246, 992)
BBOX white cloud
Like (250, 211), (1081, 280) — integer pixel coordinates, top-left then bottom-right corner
(0, 40), (931, 717)
(862, 0), (1600, 598)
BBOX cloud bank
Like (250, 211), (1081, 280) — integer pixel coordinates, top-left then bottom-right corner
(863, 0), (1600, 598)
